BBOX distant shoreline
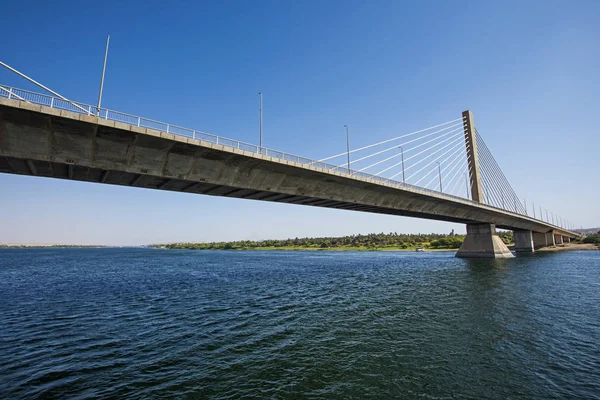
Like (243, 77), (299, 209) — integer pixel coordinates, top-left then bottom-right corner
(152, 244), (598, 252)
(0, 244), (110, 249)
(152, 245), (459, 252)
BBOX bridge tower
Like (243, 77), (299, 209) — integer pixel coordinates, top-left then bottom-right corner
(456, 110), (514, 258)
(462, 110), (483, 203)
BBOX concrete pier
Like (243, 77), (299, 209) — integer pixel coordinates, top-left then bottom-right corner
(533, 232), (547, 249)
(514, 230), (535, 253)
(554, 234), (564, 245)
(456, 223), (514, 258)
(546, 232), (556, 247)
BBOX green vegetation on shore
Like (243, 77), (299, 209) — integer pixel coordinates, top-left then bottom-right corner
(582, 232), (600, 247)
(155, 231), (515, 251)
(0, 244), (108, 249)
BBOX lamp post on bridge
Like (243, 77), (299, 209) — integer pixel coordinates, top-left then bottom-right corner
(435, 161), (443, 193)
(399, 146), (405, 183)
(96, 34), (110, 115)
(463, 173), (469, 199)
(524, 198), (528, 216)
(344, 125), (350, 171)
(532, 202), (536, 219)
(258, 92), (263, 154)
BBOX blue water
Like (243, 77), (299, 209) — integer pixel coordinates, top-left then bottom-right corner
(0, 248), (599, 399)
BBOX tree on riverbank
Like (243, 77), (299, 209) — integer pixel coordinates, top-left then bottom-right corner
(582, 232), (600, 247)
(156, 232), (470, 251)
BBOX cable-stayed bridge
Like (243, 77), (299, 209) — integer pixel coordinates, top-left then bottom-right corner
(0, 66), (579, 257)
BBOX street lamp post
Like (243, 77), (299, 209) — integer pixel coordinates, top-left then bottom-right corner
(399, 146), (405, 183)
(435, 161), (443, 192)
(463, 173), (469, 199)
(96, 34), (110, 115)
(344, 125), (350, 171)
(258, 92), (262, 153)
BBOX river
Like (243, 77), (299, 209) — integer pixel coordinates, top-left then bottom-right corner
(0, 248), (598, 399)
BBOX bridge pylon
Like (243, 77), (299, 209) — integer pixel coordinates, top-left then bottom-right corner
(457, 110), (514, 258)
(462, 110), (483, 203)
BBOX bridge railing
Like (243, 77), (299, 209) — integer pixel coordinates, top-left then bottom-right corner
(0, 84), (551, 221)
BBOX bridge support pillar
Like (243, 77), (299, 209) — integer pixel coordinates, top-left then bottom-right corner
(514, 230), (535, 253)
(564, 236), (570, 243)
(456, 223), (514, 258)
(546, 232), (556, 247)
(533, 232), (548, 249)
(554, 233), (563, 245)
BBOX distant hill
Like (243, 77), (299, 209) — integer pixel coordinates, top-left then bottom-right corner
(573, 228), (600, 235)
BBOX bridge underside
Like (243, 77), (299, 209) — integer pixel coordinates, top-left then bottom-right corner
(0, 99), (577, 257)
(0, 154), (486, 224)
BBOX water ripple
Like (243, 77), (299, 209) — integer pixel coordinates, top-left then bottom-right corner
(0, 248), (599, 399)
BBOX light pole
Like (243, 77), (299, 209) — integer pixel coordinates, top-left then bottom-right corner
(96, 34), (110, 115)
(524, 198), (528, 216)
(463, 173), (469, 199)
(532, 202), (536, 219)
(399, 146), (405, 183)
(258, 92), (262, 153)
(435, 161), (442, 192)
(540, 206), (543, 221)
(344, 125), (350, 171)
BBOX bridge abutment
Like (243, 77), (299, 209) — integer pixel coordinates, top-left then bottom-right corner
(514, 230), (535, 253)
(456, 223), (514, 258)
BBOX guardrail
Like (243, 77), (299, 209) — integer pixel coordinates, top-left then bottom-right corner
(0, 84), (563, 226)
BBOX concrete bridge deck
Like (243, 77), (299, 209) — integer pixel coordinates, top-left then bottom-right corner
(0, 97), (577, 245)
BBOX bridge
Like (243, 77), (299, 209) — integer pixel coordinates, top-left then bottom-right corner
(0, 65), (579, 257)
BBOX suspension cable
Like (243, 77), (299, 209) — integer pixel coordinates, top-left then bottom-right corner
(340, 123), (465, 167)
(379, 133), (465, 177)
(318, 118), (464, 162)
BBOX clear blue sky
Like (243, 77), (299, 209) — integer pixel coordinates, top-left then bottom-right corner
(1, 1), (598, 245)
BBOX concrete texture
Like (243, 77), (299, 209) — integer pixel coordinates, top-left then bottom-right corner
(546, 232), (556, 247)
(462, 110), (483, 203)
(456, 223), (514, 258)
(554, 234), (564, 245)
(0, 98), (578, 249)
(514, 230), (535, 253)
(533, 232), (548, 249)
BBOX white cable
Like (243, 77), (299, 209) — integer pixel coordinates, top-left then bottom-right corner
(378, 133), (464, 177)
(407, 141), (465, 185)
(445, 158), (469, 195)
(318, 118), (464, 162)
(414, 144), (465, 188)
(341, 122), (464, 168)
(423, 148), (466, 189)
(357, 126), (464, 172)
(442, 145), (470, 188)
